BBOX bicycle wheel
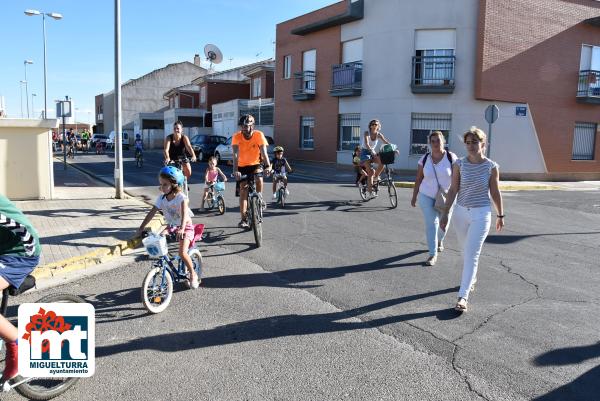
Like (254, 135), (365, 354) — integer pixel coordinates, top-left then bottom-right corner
(359, 183), (368, 201)
(217, 196), (225, 215)
(189, 249), (203, 280)
(14, 293), (84, 401)
(141, 266), (173, 314)
(278, 188), (286, 208)
(250, 197), (262, 248)
(387, 181), (398, 209)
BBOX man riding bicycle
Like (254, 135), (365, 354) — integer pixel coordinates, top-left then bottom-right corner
(232, 114), (272, 229)
(81, 130), (90, 151)
(0, 194), (41, 382)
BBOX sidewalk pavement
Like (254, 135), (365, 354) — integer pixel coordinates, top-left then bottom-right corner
(289, 160), (600, 191)
(13, 161), (163, 281)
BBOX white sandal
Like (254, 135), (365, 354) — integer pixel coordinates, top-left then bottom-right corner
(455, 297), (468, 312)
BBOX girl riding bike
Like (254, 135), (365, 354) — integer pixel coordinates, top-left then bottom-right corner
(136, 166), (199, 289)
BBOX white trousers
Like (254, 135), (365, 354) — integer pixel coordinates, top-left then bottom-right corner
(452, 204), (491, 300)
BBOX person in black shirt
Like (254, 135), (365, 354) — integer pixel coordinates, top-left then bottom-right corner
(271, 146), (292, 199)
(163, 120), (197, 178)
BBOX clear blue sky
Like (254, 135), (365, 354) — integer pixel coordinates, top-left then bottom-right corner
(0, 0), (335, 123)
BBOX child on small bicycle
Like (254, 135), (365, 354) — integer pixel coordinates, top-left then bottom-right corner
(136, 166), (200, 288)
(201, 156), (227, 210)
(0, 194), (41, 382)
(271, 146), (292, 199)
(134, 134), (143, 157)
(353, 145), (367, 187)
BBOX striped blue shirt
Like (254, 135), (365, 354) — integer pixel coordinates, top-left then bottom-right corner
(456, 157), (498, 208)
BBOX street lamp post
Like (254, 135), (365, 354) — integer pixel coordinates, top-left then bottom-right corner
(24, 9), (63, 119)
(24, 60), (33, 118)
(31, 93), (37, 118)
(75, 107), (79, 133)
(19, 80), (27, 118)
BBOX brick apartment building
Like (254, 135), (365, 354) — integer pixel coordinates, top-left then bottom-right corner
(275, 0), (600, 179)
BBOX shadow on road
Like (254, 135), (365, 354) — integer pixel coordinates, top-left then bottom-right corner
(202, 250), (427, 289)
(95, 286), (460, 358)
(486, 231), (600, 245)
(532, 342), (600, 401)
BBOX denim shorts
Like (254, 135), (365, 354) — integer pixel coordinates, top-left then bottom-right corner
(360, 148), (374, 163)
(0, 255), (40, 289)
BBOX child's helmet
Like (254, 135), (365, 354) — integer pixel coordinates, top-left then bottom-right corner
(159, 166), (185, 186)
(136, 134), (141, 139)
(274, 146), (284, 153)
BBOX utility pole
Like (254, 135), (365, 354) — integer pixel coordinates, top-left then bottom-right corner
(114, 0), (124, 199)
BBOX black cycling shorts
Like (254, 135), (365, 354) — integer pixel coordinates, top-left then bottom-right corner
(236, 165), (262, 197)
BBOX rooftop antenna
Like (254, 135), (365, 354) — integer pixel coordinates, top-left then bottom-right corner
(228, 57), (234, 66)
(204, 44), (223, 71)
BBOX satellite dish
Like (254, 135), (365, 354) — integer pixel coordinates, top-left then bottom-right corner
(204, 44), (223, 70)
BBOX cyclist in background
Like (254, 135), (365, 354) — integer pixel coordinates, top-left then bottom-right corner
(134, 134), (144, 158)
(271, 146), (292, 199)
(0, 194), (41, 382)
(232, 114), (272, 229)
(360, 119), (393, 199)
(81, 129), (90, 151)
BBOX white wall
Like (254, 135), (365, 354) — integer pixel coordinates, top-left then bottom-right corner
(338, 0), (546, 174)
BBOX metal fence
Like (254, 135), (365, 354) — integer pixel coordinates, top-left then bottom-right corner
(412, 56), (455, 87)
(293, 71), (316, 96)
(577, 70), (600, 98)
(410, 113), (452, 155)
(572, 122), (597, 160)
(339, 113), (361, 150)
(331, 62), (363, 91)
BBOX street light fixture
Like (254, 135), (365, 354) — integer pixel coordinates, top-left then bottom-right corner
(24, 9), (63, 119)
(31, 93), (37, 118)
(24, 60), (33, 118)
(19, 80), (27, 118)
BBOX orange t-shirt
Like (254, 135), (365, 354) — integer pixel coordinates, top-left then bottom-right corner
(232, 130), (268, 167)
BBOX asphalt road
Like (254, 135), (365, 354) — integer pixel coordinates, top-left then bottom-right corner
(6, 150), (599, 401)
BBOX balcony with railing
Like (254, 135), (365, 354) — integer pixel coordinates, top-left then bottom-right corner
(411, 56), (455, 94)
(576, 70), (600, 104)
(329, 62), (362, 97)
(293, 71), (316, 101)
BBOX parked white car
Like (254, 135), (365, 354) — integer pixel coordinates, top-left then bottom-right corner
(214, 135), (275, 164)
(107, 131), (130, 150)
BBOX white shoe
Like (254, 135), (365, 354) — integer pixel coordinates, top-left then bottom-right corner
(285, 188), (290, 196)
(190, 275), (200, 289)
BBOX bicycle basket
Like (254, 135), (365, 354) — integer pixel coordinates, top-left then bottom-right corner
(379, 151), (395, 165)
(142, 234), (168, 258)
(214, 182), (225, 192)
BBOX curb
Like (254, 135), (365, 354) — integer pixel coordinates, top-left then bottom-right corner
(393, 181), (562, 191)
(33, 217), (163, 281)
(35, 158), (165, 280)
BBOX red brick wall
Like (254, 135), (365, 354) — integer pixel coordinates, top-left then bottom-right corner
(202, 82), (250, 110)
(249, 71), (275, 100)
(476, 0), (600, 175)
(178, 92), (200, 109)
(274, 1), (345, 162)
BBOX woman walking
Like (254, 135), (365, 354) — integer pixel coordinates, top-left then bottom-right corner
(440, 127), (504, 312)
(411, 131), (456, 266)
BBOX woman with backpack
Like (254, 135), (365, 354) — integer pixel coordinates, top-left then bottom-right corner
(411, 131), (457, 266)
